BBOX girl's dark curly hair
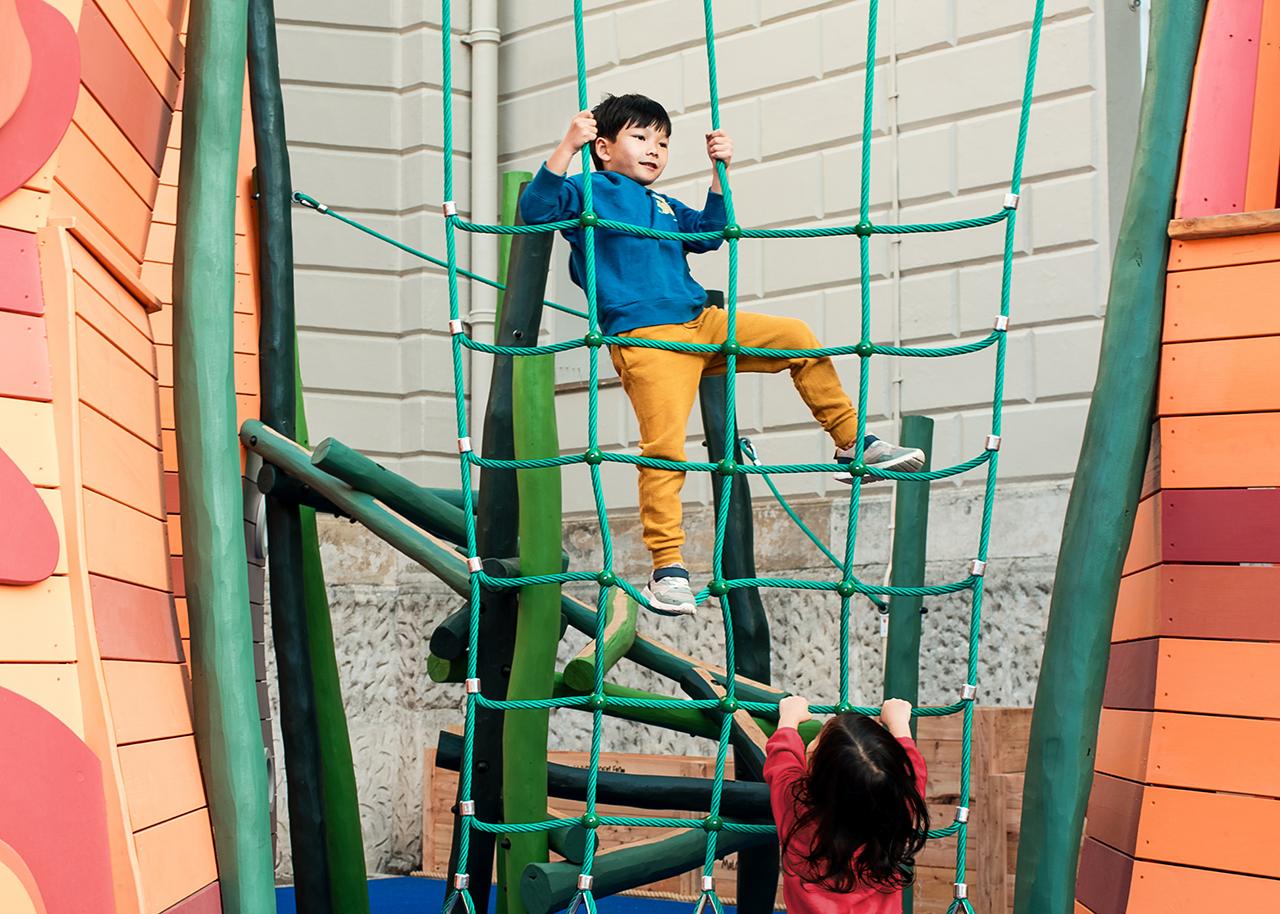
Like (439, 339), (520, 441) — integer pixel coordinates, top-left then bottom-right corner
(780, 713), (929, 893)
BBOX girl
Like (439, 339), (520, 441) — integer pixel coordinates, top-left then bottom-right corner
(764, 696), (930, 912)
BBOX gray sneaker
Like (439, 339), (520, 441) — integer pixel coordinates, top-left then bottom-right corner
(641, 565), (698, 617)
(834, 435), (926, 484)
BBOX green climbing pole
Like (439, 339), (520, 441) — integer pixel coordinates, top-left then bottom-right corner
(288, 0), (1047, 909)
(172, 0), (274, 910)
(1013, 4), (1206, 914)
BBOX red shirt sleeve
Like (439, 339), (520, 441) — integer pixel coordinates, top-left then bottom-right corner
(898, 736), (928, 797)
(765, 727), (808, 839)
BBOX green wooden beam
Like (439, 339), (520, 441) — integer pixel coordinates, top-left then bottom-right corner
(1013, 4), (1206, 913)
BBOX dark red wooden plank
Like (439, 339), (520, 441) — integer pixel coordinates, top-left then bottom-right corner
(1103, 639), (1159, 711)
(1076, 837), (1135, 914)
(91, 573), (182, 661)
(1084, 773), (1145, 857)
(77, 1), (170, 173)
(163, 470), (180, 514)
(1162, 489), (1280, 563)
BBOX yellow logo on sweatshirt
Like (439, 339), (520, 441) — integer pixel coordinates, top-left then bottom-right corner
(654, 195), (675, 217)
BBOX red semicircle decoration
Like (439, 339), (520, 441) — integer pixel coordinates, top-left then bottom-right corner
(0, 0), (33, 129)
(0, 0), (80, 200)
(0, 445), (58, 586)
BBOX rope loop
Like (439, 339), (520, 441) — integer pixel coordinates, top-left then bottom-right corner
(565, 889), (598, 914)
(439, 889), (476, 914)
(693, 890), (725, 914)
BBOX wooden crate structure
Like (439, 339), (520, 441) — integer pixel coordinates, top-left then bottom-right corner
(425, 708), (1031, 909)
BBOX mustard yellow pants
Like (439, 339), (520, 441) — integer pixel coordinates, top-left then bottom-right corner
(610, 306), (860, 569)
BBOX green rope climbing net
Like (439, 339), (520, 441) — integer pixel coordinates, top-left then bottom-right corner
(300, 1), (1044, 910)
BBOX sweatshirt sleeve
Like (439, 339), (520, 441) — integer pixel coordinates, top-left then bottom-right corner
(764, 727), (808, 839)
(518, 163), (582, 225)
(898, 736), (928, 798)
(668, 190), (726, 254)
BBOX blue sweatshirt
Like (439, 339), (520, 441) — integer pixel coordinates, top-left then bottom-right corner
(519, 165), (727, 335)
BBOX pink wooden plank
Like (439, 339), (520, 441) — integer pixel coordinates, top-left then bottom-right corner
(0, 226), (43, 316)
(1176, 0), (1266, 218)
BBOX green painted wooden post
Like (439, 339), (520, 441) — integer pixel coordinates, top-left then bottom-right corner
(246, 1), (340, 906)
(1013, 5), (1206, 913)
(881, 415), (932, 914)
(172, 1), (275, 910)
(502, 173), (562, 914)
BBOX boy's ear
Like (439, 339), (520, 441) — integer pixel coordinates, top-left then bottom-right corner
(593, 135), (611, 163)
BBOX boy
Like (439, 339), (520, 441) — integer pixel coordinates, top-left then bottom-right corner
(520, 94), (925, 617)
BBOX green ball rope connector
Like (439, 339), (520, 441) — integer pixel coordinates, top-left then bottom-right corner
(835, 702), (853, 714)
(715, 458), (737, 476)
(854, 340), (875, 357)
(584, 330), (605, 347)
(720, 340), (740, 356)
(723, 224), (742, 239)
(836, 580), (857, 598)
(583, 447), (603, 465)
(718, 696), (738, 713)
(703, 816), (724, 832)
(580, 212), (599, 228)
(588, 694), (607, 710)
(581, 813), (600, 829)
(596, 570), (616, 587)
(855, 220), (874, 236)
(708, 579), (729, 596)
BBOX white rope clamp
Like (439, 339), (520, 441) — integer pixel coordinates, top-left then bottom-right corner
(466, 556), (483, 573)
(442, 200), (458, 217)
(465, 677), (481, 694)
(458, 436), (472, 454)
(449, 318), (465, 335)
(955, 805), (970, 823)
(1003, 192), (1020, 210)
(993, 314), (1009, 332)
(454, 873), (471, 890)
(954, 882), (968, 899)
(985, 434), (1002, 451)
(701, 876), (715, 892)
(962, 683), (978, 702)
(459, 800), (475, 816)
(576, 874), (593, 890)
(969, 559), (987, 577)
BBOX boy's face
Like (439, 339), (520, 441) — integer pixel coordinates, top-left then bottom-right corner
(594, 121), (669, 185)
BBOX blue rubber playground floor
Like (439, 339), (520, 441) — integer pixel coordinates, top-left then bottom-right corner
(275, 877), (741, 913)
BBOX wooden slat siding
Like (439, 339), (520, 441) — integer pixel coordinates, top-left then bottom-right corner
(55, 122), (152, 262)
(1082, 773), (1144, 858)
(163, 471), (180, 514)
(0, 399), (60, 486)
(1245, 0), (1280, 211)
(117, 736), (206, 830)
(0, 311), (53, 402)
(1146, 712), (1280, 797)
(1164, 259), (1280, 342)
(0, 576), (77, 661)
(102, 660), (193, 745)
(0, 664), (83, 736)
(159, 881), (222, 914)
(0, 187), (52, 233)
(1074, 838), (1133, 914)
(1158, 414), (1280, 489)
(1102, 639), (1159, 712)
(76, 316), (160, 446)
(1159, 336), (1280, 416)
(1128, 859), (1280, 909)
(1168, 232), (1280, 270)
(82, 490), (170, 591)
(1138, 783), (1280, 876)
(132, 808), (217, 914)
(48, 186), (141, 279)
(35, 487), (70, 577)
(1093, 709), (1153, 784)
(1112, 564), (1280, 643)
(77, 1), (172, 173)
(122, 0), (184, 73)
(0, 227), (46, 316)
(78, 403), (165, 520)
(169, 556), (183, 598)
(70, 240), (155, 337)
(89, 0), (180, 103)
(91, 575), (181, 662)
(1161, 488), (1280, 563)
(1174, 0), (1265, 218)
(1154, 639), (1280, 719)
(74, 276), (156, 376)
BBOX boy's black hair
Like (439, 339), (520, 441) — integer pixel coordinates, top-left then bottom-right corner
(780, 713), (929, 893)
(589, 94), (672, 168)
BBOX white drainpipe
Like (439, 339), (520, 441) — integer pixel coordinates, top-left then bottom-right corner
(466, 1), (500, 454)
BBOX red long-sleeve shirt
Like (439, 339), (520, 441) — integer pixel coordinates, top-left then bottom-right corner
(763, 728), (928, 913)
